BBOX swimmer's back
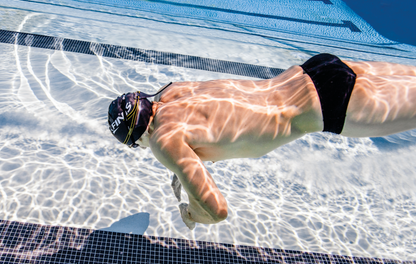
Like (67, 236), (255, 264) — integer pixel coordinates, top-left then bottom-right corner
(152, 67), (323, 161)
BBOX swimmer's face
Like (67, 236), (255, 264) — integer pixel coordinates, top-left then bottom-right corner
(135, 130), (151, 149)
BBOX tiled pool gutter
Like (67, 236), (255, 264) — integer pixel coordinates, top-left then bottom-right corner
(2, 219), (413, 264)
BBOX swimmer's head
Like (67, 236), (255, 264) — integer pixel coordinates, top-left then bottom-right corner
(108, 91), (153, 148)
(107, 82), (172, 148)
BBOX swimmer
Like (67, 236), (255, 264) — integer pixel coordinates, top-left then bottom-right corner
(108, 54), (416, 230)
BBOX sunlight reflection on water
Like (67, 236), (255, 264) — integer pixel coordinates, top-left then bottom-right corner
(0, 10), (415, 261)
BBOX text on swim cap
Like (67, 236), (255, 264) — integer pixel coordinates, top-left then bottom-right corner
(110, 113), (124, 134)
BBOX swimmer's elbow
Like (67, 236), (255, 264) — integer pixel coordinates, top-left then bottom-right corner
(189, 202), (228, 224)
(197, 197), (228, 224)
(210, 201), (228, 223)
(205, 208), (227, 224)
(214, 208), (228, 223)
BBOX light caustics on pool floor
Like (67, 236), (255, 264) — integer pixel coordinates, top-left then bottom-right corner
(0, 0), (416, 261)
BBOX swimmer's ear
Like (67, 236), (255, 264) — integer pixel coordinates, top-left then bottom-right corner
(145, 102), (159, 134)
(151, 102), (158, 111)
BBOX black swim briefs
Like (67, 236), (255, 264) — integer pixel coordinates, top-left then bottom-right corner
(300, 53), (356, 134)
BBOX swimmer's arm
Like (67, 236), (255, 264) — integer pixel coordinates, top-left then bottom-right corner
(150, 134), (228, 225)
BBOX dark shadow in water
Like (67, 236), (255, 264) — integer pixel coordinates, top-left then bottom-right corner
(370, 135), (416, 151)
(99, 212), (150, 235)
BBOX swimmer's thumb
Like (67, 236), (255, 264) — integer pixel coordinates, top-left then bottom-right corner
(179, 203), (196, 230)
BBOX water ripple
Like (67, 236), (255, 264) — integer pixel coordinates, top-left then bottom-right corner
(0, 36), (415, 261)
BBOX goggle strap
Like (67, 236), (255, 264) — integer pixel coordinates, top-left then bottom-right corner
(123, 112), (137, 144)
(121, 94), (139, 145)
(126, 96), (138, 119)
(138, 82), (172, 99)
(123, 102), (139, 144)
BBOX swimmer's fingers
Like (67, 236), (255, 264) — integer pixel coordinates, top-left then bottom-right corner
(171, 174), (182, 202)
(179, 203), (196, 230)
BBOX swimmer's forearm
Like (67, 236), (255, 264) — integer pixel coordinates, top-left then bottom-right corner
(177, 173), (228, 224)
(151, 133), (228, 224)
(172, 175), (224, 224)
(187, 195), (227, 224)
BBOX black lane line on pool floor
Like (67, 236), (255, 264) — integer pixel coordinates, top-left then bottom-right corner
(0, 29), (285, 79)
(0, 219), (410, 264)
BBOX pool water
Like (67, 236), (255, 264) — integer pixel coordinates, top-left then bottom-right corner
(0, 0), (415, 261)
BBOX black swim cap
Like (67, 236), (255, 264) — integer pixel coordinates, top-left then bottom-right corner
(108, 83), (172, 148)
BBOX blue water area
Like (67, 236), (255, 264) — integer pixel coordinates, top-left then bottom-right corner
(343, 0), (416, 46)
(46, 0), (382, 44)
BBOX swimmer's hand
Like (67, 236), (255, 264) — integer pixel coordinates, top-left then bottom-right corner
(179, 203), (196, 230)
(171, 174), (182, 202)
